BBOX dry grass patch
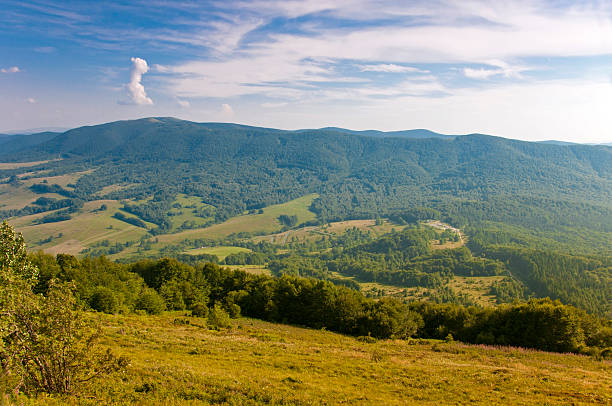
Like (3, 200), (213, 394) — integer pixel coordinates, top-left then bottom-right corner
(0, 159), (61, 169)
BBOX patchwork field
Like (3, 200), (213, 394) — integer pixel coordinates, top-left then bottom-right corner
(154, 193), (318, 244)
(253, 218), (406, 245)
(18, 313), (612, 405)
(183, 246), (252, 260)
(9, 200), (152, 255)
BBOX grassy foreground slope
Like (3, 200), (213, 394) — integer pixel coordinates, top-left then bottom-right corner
(23, 313), (611, 405)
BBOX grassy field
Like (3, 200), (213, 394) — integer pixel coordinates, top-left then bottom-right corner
(184, 246), (252, 260)
(10, 200), (151, 255)
(253, 218), (406, 245)
(1, 168), (91, 211)
(327, 271), (503, 305)
(16, 312), (612, 405)
(164, 194), (217, 232)
(104, 194), (319, 260)
(0, 183), (65, 210)
(0, 159), (60, 169)
(223, 264), (271, 275)
(153, 194), (318, 244)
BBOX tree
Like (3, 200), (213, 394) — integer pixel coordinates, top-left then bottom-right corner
(0, 221), (127, 395)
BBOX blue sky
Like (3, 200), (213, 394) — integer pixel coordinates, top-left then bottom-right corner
(2, 0), (612, 142)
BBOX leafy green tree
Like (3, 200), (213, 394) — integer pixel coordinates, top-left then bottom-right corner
(0, 221), (127, 394)
(90, 286), (120, 314)
(135, 288), (166, 315)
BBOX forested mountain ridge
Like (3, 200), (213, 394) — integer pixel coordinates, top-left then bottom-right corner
(1, 117), (611, 252)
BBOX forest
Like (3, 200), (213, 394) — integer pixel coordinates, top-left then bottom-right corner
(24, 248), (612, 354)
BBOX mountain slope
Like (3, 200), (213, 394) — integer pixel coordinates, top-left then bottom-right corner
(1, 117), (611, 254)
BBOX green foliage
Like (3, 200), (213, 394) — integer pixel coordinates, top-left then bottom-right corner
(191, 302), (209, 318)
(207, 304), (231, 329)
(0, 221), (39, 284)
(89, 286), (119, 314)
(482, 246), (612, 316)
(278, 214), (298, 228)
(135, 289), (166, 315)
(0, 222), (127, 395)
(4, 118), (612, 255)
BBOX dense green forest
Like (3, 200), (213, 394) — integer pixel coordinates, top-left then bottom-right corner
(24, 249), (612, 354)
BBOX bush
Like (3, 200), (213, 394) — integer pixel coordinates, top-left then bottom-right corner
(226, 303), (241, 319)
(207, 304), (231, 329)
(191, 302), (209, 318)
(90, 286), (119, 314)
(136, 289), (166, 315)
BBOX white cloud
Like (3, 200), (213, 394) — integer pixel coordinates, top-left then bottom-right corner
(157, 1), (612, 104)
(1, 66), (20, 73)
(123, 57), (153, 105)
(177, 98), (190, 108)
(26, 97), (36, 104)
(359, 64), (424, 73)
(463, 68), (499, 79)
(464, 60), (532, 80)
(220, 103), (234, 116)
(261, 102), (288, 108)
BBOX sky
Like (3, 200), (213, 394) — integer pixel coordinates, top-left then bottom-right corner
(1, 0), (612, 143)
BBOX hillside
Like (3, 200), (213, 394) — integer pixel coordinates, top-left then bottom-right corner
(1, 118), (611, 315)
(1, 118), (611, 252)
(19, 312), (612, 405)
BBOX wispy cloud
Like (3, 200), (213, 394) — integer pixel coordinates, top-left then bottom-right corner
(1, 66), (20, 73)
(5, 0), (612, 142)
(359, 64), (425, 73)
(176, 98), (190, 108)
(464, 60), (532, 80)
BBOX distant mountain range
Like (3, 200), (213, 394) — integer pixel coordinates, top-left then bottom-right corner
(0, 126), (70, 135)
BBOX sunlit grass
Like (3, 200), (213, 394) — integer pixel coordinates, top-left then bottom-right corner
(16, 312), (612, 405)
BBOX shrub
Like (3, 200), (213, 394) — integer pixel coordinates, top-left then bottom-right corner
(226, 303), (241, 319)
(191, 302), (209, 318)
(135, 289), (166, 315)
(90, 286), (119, 314)
(207, 304), (231, 329)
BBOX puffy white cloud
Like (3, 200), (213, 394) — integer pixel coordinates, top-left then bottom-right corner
(26, 97), (36, 104)
(1, 66), (20, 73)
(124, 57), (153, 105)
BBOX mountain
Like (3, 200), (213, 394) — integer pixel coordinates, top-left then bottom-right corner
(1, 126), (70, 135)
(1, 117), (612, 255)
(315, 127), (457, 139)
(537, 140), (579, 145)
(0, 131), (62, 154)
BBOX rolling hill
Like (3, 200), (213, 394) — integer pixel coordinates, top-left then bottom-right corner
(1, 117), (611, 249)
(1, 117), (611, 315)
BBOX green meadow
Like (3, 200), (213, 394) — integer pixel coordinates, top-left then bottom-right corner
(17, 312), (612, 405)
